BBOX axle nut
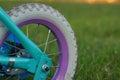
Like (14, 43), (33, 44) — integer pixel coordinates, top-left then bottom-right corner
(42, 64), (49, 72)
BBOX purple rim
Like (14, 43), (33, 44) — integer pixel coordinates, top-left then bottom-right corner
(0, 18), (69, 80)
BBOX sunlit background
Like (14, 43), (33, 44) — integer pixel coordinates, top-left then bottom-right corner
(84, 0), (118, 3)
(40, 0), (119, 3)
(5, 0), (120, 3)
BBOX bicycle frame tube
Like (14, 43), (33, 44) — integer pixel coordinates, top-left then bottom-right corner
(0, 7), (52, 79)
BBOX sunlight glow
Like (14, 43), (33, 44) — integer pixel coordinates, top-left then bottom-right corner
(86, 0), (118, 3)
(107, 0), (116, 3)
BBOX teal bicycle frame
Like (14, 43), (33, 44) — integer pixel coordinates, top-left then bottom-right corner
(0, 7), (52, 80)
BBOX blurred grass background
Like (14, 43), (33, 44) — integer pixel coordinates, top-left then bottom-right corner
(0, 0), (120, 80)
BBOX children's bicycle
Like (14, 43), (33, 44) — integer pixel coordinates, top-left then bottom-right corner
(0, 3), (77, 80)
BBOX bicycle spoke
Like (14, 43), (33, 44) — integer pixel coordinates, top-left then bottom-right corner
(50, 66), (60, 68)
(4, 42), (21, 50)
(38, 39), (57, 47)
(26, 25), (29, 38)
(44, 30), (51, 53)
(47, 53), (61, 56)
(36, 24), (39, 32)
(34, 24), (40, 39)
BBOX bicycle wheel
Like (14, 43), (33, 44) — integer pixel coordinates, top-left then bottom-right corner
(0, 3), (77, 80)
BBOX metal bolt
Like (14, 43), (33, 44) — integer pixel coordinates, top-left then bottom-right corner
(42, 64), (49, 72)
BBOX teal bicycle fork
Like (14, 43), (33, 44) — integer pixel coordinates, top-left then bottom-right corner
(0, 7), (52, 80)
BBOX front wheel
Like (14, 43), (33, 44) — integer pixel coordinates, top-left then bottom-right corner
(0, 3), (77, 80)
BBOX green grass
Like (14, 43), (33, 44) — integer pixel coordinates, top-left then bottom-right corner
(0, 1), (120, 80)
